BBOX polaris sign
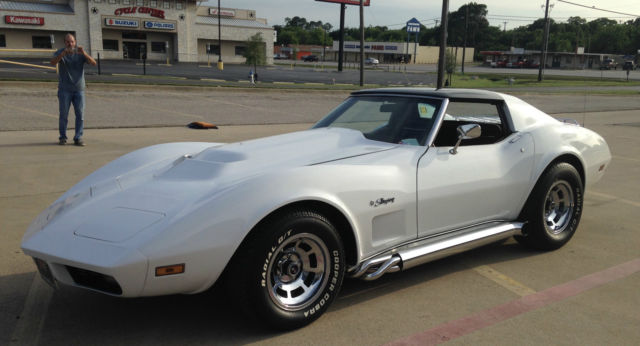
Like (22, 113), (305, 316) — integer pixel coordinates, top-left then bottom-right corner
(144, 21), (175, 30)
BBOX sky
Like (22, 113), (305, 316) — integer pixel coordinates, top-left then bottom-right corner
(204, 0), (640, 31)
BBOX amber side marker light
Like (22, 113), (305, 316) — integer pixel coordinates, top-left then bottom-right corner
(155, 264), (185, 276)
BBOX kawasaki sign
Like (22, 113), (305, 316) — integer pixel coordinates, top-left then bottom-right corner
(5, 15), (44, 25)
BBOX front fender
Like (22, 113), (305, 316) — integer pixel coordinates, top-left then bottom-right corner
(139, 162), (416, 294)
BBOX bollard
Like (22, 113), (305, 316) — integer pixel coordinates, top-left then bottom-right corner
(143, 56), (146, 75)
(97, 52), (101, 75)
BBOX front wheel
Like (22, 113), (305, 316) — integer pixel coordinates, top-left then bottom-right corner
(516, 163), (583, 250)
(227, 209), (345, 330)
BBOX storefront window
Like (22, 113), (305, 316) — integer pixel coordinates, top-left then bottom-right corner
(0, 35), (6, 48)
(151, 42), (167, 53)
(103, 39), (119, 51)
(32, 36), (52, 49)
(206, 44), (219, 55)
(235, 46), (246, 56)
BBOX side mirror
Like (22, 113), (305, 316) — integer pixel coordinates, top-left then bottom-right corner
(449, 124), (481, 155)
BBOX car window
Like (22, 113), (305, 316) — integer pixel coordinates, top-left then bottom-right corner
(313, 96), (442, 146)
(433, 101), (507, 147)
(444, 101), (501, 124)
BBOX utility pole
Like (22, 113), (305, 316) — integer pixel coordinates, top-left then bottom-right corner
(437, 0), (449, 89)
(217, 0), (223, 70)
(538, 0), (550, 82)
(503, 21), (507, 32)
(462, 5), (468, 75)
(338, 4), (346, 71)
(359, 0), (364, 86)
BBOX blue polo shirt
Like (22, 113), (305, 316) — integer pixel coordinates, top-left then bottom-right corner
(54, 48), (88, 91)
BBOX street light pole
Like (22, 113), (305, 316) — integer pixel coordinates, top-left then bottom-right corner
(338, 4), (346, 72)
(359, 0), (364, 86)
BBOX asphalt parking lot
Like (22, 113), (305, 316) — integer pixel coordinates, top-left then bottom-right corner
(1, 82), (639, 345)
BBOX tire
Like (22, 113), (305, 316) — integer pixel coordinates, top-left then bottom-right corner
(227, 209), (345, 330)
(516, 163), (583, 250)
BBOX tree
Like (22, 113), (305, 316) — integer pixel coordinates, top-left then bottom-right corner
(243, 33), (265, 76)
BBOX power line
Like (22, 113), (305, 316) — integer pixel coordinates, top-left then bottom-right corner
(556, 0), (640, 17)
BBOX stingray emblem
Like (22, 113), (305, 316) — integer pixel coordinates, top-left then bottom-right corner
(370, 197), (395, 207)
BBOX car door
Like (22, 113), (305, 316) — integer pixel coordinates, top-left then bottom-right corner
(416, 100), (535, 237)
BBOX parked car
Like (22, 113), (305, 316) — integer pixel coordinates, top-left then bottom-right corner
(622, 61), (636, 71)
(22, 88), (611, 330)
(302, 54), (319, 62)
(494, 59), (508, 68)
(365, 57), (379, 65)
(273, 53), (287, 60)
(600, 59), (617, 70)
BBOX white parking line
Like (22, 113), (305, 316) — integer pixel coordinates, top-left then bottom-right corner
(0, 101), (57, 119)
(10, 275), (53, 345)
(472, 265), (536, 297)
(613, 155), (640, 163)
(587, 191), (640, 208)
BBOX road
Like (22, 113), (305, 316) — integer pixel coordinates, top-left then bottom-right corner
(1, 83), (639, 345)
(2, 58), (639, 88)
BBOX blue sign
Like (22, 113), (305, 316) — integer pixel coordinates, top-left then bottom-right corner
(406, 17), (421, 33)
(144, 21), (175, 30)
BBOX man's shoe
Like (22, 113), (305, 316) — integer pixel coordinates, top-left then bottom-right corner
(73, 139), (85, 146)
(58, 138), (67, 145)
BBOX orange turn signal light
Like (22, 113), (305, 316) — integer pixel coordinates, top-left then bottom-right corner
(155, 264), (185, 277)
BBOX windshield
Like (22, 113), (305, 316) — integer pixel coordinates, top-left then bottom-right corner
(313, 96), (442, 146)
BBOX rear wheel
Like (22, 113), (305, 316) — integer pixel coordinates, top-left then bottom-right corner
(227, 209), (345, 330)
(516, 163), (583, 250)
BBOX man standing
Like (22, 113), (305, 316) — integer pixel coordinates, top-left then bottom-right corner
(50, 33), (96, 146)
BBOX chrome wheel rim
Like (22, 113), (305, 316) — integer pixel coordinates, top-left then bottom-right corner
(543, 180), (574, 234)
(266, 233), (330, 311)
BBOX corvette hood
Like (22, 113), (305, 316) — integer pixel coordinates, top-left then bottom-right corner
(158, 127), (394, 182)
(32, 128), (394, 243)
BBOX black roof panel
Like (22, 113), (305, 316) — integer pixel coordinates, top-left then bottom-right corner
(351, 88), (505, 101)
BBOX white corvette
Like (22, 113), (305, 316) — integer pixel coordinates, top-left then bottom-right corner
(22, 88), (611, 329)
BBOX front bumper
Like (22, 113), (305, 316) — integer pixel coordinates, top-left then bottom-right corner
(23, 231), (148, 297)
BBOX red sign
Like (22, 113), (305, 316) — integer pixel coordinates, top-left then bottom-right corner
(5, 15), (45, 25)
(315, 0), (370, 5)
(114, 6), (165, 19)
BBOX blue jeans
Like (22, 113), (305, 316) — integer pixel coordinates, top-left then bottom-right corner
(58, 89), (84, 141)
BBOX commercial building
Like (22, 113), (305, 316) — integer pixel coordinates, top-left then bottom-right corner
(480, 47), (619, 69)
(0, 0), (274, 63)
(330, 41), (474, 64)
